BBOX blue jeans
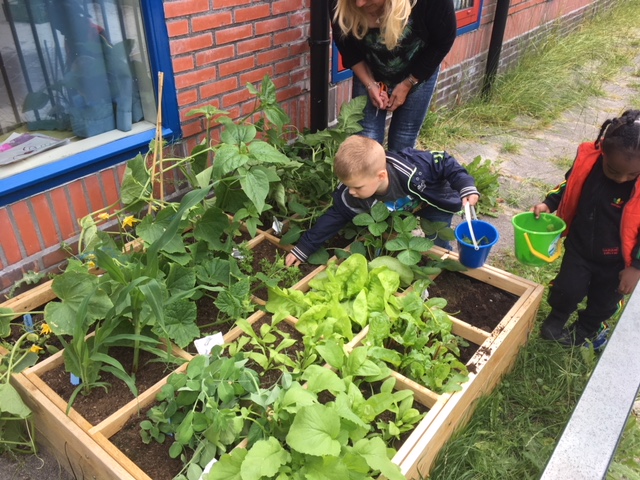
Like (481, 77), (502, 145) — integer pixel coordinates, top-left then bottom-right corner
(419, 208), (453, 250)
(352, 68), (440, 152)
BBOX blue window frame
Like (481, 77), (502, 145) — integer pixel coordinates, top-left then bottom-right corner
(0, 0), (180, 207)
(332, 41), (353, 84)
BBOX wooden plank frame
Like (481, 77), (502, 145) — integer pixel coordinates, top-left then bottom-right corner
(395, 246), (544, 477)
(4, 243), (542, 480)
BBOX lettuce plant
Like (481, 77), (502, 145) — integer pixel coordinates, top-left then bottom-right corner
(366, 291), (470, 394)
(266, 254), (402, 343)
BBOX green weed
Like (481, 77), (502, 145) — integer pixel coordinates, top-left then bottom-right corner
(463, 156), (502, 217)
(608, 416), (640, 480)
(500, 177), (550, 210)
(551, 155), (574, 171)
(429, 336), (593, 479)
(500, 141), (520, 154)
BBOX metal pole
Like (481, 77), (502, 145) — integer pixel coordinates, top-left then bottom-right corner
(309, 0), (330, 133)
(482, 0), (511, 97)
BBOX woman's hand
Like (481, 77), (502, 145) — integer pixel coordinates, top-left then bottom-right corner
(388, 82), (411, 112)
(368, 83), (389, 109)
(532, 203), (550, 219)
(462, 194), (479, 207)
(285, 252), (302, 267)
(618, 266), (640, 295)
(351, 62), (389, 110)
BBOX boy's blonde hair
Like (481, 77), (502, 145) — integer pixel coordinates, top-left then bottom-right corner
(334, 136), (386, 180)
(333, 0), (415, 50)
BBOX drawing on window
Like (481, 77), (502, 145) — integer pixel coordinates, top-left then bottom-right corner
(454, 0), (474, 9)
(0, 0), (155, 142)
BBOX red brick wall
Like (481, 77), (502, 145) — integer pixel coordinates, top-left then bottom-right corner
(0, 163), (186, 295)
(0, 0), (616, 297)
(0, 166), (121, 293)
(164, 0), (311, 154)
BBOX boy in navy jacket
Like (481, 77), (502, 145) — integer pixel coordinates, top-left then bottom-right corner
(286, 135), (479, 266)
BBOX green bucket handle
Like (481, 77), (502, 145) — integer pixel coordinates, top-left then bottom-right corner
(523, 232), (562, 263)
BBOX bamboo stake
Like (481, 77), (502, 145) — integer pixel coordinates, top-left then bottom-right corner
(148, 72), (164, 214)
(156, 72), (165, 202)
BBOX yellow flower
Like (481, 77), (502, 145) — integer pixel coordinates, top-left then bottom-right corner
(41, 323), (52, 335)
(97, 213), (110, 220)
(30, 345), (43, 353)
(122, 215), (140, 228)
(87, 261), (96, 269)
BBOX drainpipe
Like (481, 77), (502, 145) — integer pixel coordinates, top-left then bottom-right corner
(482, 0), (511, 97)
(309, 0), (330, 132)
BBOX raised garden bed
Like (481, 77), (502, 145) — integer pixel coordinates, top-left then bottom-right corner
(4, 241), (542, 479)
(394, 246), (544, 477)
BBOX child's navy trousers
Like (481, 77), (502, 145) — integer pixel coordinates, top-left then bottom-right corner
(548, 245), (624, 335)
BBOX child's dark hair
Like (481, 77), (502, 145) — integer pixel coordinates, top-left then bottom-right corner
(596, 109), (640, 155)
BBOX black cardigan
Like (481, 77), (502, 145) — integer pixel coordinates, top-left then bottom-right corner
(330, 0), (457, 83)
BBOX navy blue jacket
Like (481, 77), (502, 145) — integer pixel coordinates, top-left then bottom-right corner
(291, 149), (478, 262)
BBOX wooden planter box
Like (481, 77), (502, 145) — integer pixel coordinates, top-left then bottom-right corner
(394, 246), (544, 478)
(8, 309), (267, 480)
(286, 245), (543, 478)
(5, 243), (542, 479)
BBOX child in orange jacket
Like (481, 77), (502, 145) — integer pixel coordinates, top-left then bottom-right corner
(533, 110), (640, 349)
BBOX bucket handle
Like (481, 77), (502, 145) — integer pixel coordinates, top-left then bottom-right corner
(523, 232), (562, 263)
(464, 204), (479, 250)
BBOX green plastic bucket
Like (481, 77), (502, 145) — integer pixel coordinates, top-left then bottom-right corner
(512, 212), (566, 266)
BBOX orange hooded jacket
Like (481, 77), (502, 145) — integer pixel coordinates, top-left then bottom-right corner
(557, 141), (640, 267)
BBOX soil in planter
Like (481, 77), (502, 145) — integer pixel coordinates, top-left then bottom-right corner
(427, 270), (518, 332)
(40, 347), (178, 425)
(235, 229), (255, 243)
(248, 240), (316, 301)
(110, 405), (183, 480)
(324, 230), (356, 251)
(179, 296), (245, 356)
(195, 296), (240, 336)
(238, 314), (306, 389)
(458, 341), (480, 374)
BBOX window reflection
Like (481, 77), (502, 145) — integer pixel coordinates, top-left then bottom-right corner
(0, 0), (155, 140)
(454, 0), (474, 9)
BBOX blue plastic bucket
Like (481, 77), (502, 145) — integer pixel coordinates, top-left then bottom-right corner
(455, 220), (500, 268)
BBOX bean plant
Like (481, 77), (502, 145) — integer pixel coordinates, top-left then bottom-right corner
(0, 329), (39, 454)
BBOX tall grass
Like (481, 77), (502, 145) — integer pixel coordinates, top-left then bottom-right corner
(421, 0), (640, 149)
(429, 339), (594, 480)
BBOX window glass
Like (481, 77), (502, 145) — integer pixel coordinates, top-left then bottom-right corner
(454, 0), (474, 8)
(0, 0), (156, 178)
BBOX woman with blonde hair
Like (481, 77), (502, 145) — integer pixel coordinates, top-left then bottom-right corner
(331, 0), (456, 152)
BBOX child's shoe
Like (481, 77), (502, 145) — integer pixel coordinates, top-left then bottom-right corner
(540, 311), (569, 341)
(556, 322), (609, 352)
(584, 322), (609, 352)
